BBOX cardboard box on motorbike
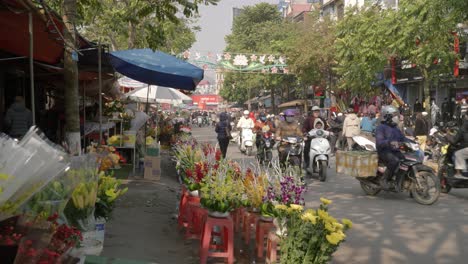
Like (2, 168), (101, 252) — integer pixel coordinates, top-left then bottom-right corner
(336, 151), (378, 178)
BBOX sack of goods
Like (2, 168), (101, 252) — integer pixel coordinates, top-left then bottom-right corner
(336, 151), (378, 178)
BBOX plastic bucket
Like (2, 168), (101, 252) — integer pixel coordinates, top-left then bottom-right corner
(123, 131), (136, 147)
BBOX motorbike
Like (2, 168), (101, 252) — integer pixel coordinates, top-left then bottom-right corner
(256, 130), (275, 165)
(306, 129), (332, 181)
(279, 136), (304, 170)
(197, 116), (203, 127)
(352, 135), (440, 205)
(437, 141), (468, 193)
(239, 127), (255, 156)
(425, 127), (447, 162)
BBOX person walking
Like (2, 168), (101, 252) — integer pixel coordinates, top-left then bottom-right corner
(4, 96), (33, 139)
(215, 112), (232, 159)
(414, 113), (428, 151)
(342, 108), (361, 150)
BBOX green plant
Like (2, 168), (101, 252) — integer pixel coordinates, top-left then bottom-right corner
(280, 199), (352, 264)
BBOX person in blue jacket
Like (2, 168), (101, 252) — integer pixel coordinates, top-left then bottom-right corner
(375, 105), (408, 189)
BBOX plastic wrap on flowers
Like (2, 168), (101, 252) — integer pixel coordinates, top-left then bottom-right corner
(0, 127), (70, 221)
(14, 216), (54, 264)
(63, 155), (99, 232)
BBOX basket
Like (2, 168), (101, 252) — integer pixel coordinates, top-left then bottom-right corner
(336, 151), (378, 178)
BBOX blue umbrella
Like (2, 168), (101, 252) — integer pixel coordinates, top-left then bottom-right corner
(109, 49), (204, 91)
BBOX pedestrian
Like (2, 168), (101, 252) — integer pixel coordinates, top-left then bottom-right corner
(4, 96), (33, 139)
(368, 102), (377, 115)
(431, 99), (440, 126)
(414, 113), (428, 151)
(342, 108), (361, 150)
(414, 98), (423, 113)
(360, 113), (377, 141)
(215, 112), (232, 159)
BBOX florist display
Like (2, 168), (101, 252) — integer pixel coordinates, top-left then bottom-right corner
(104, 100), (125, 118)
(94, 172), (128, 220)
(200, 160), (244, 216)
(278, 199), (353, 264)
(243, 168), (268, 212)
(87, 144), (123, 171)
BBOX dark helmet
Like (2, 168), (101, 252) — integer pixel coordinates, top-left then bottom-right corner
(259, 114), (267, 122)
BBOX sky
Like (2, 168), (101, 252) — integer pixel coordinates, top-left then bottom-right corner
(191, 0), (278, 55)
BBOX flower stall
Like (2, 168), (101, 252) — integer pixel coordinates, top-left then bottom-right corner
(0, 127), (128, 263)
(173, 134), (353, 264)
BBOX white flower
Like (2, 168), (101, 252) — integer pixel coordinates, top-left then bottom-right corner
(250, 54), (258, 61)
(268, 55), (275, 62)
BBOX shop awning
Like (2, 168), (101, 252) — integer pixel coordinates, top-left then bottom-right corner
(278, 99), (312, 108)
(109, 49), (204, 91)
(0, 0), (91, 64)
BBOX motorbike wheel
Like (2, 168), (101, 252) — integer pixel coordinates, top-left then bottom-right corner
(437, 163), (452, 194)
(319, 160), (327, 182)
(411, 171), (440, 205)
(360, 181), (381, 196)
(246, 146), (253, 156)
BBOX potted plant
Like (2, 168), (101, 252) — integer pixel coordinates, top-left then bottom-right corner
(200, 160), (244, 217)
(279, 199), (353, 264)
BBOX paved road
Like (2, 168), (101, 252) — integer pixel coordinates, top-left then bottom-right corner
(192, 126), (468, 264)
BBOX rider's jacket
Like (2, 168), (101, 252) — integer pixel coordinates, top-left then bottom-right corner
(375, 122), (405, 154)
(236, 116), (254, 129)
(276, 121), (302, 139)
(447, 119), (468, 148)
(254, 120), (276, 134)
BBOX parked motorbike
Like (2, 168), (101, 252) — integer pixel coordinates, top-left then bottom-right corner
(352, 135), (440, 205)
(279, 136), (304, 170)
(437, 141), (468, 193)
(257, 130), (275, 165)
(197, 116), (203, 128)
(306, 129), (332, 181)
(239, 127), (255, 156)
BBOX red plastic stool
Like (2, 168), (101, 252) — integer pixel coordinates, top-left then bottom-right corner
(266, 231), (280, 264)
(185, 200), (206, 239)
(256, 219), (275, 258)
(199, 215), (234, 264)
(242, 211), (259, 245)
(231, 208), (243, 232)
(178, 187), (198, 229)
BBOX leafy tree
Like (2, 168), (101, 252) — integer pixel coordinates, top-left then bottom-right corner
(335, 4), (393, 94)
(222, 3), (296, 112)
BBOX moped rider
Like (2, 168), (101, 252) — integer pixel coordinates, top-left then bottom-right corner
(375, 105), (409, 189)
(446, 113), (468, 179)
(276, 109), (303, 165)
(254, 113), (276, 149)
(303, 106), (327, 167)
(237, 110), (254, 150)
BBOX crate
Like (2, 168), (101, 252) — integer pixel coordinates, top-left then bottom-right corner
(144, 156), (161, 180)
(336, 151), (378, 178)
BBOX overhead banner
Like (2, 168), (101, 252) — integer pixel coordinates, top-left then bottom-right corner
(178, 51), (289, 74)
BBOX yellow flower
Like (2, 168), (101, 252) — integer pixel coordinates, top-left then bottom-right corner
(289, 204), (304, 212)
(326, 232), (345, 245)
(320, 197), (332, 205)
(317, 209), (329, 220)
(342, 218), (353, 228)
(274, 204), (288, 211)
(301, 212), (317, 224)
(325, 222), (335, 232)
(333, 222), (344, 230)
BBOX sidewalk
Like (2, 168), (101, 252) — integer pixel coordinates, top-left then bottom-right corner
(101, 150), (199, 263)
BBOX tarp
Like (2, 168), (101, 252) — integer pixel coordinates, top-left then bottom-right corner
(125, 85), (192, 105)
(109, 49), (204, 91)
(278, 99), (313, 108)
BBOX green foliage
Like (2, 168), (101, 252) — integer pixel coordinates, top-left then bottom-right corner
(46, 0), (218, 51)
(222, 3), (296, 104)
(285, 11), (336, 88)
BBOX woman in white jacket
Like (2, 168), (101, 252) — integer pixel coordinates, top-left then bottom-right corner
(342, 108), (361, 150)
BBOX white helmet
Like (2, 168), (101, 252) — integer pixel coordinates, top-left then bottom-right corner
(243, 110), (249, 115)
(311, 106), (320, 111)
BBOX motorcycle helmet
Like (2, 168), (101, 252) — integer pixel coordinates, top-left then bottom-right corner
(259, 114), (267, 122)
(243, 110), (249, 117)
(284, 109), (296, 123)
(311, 106), (320, 112)
(381, 105), (399, 126)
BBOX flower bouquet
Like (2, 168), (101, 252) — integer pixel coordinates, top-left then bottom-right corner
(120, 111), (134, 131)
(243, 169), (268, 212)
(104, 100), (125, 117)
(63, 156), (99, 232)
(279, 199), (352, 264)
(200, 160), (244, 215)
(94, 172), (128, 220)
(0, 128), (70, 221)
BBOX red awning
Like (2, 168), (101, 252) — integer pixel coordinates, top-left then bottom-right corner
(0, 0), (89, 64)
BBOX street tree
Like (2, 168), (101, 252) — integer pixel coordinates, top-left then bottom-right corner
(222, 3), (296, 112)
